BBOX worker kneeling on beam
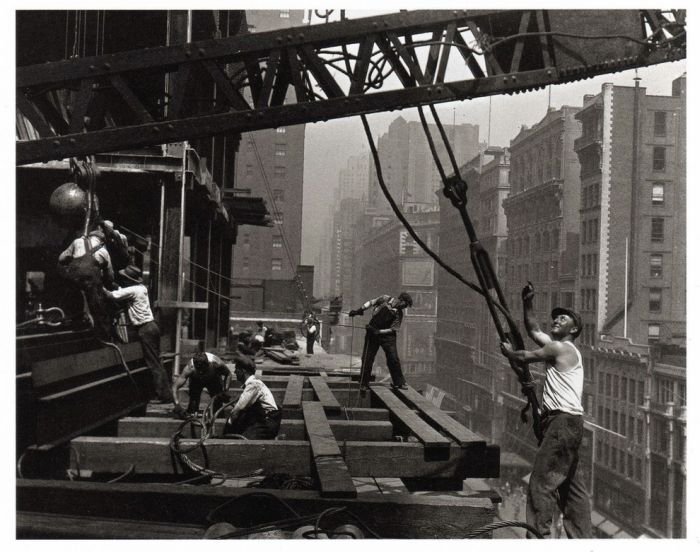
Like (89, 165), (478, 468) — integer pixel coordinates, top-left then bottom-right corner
(500, 282), (592, 539)
(221, 354), (281, 439)
(171, 351), (232, 420)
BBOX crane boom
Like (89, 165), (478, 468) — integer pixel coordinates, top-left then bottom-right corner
(16, 9), (685, 165)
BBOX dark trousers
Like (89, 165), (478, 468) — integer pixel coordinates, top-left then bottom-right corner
(527, 412), (592, 538)
(187, 378), (226, 414)
(224, 408), (281, 439)
(306, 332), (316, 354)
(137, 321), (173, 401)
(359, 328), (406, 388)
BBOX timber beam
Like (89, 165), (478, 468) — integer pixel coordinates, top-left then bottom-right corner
(118, 417), (394, 441)
(17, 479), (496, 538)
(69, 436), (498, 479)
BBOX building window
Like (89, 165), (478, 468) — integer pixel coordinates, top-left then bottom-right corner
(272, 236), (282, 249)
(651, 218), (665, 242)
(649, 288), (662, 312)
(652, 147), (666, 172)
(654, 111), (667, 137)
(274, 166), (286, 177)
(245, 164), (253, 176)
(273, 211), (284, 224)
(275, 150), (286, 157)
(636, 419), (643, 444)
(276, 127), (286, 133)
(652, 182), (665, 205)
(272, 189), (285, 202)
(271, 258), (282, 271)
(629, 380), (636, 403)
(279, 9), (290, 18)
(242, 257), (249, 271)
(650, 254), (663, 278)
(656, 377), (674, 404)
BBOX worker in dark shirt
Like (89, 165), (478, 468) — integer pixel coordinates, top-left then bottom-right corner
(172, 351), (231, 419)
(349, 291), (413, 394)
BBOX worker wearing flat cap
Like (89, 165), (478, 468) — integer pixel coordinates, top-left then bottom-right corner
(222, 353), (281, 439)
(103, 265), (173, 404)
(500, 282), (592, 538)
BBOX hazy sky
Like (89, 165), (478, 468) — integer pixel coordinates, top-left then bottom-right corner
(301, 49), (687, 264)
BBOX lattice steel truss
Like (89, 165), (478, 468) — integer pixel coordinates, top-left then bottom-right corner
(16, 9), (685, 165)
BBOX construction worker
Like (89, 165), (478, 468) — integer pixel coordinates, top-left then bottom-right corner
(222, 353), (281, 439)
(171, 351), (232, 419)
(103, 265), (173, 404)
(302, 312), (319, 354)
(500, 282), (592, 538)
(57, 227), (116, 339)
(349, 292), (413, 393)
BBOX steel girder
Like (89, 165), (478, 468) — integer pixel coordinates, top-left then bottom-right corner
(16, 9), (685, 165)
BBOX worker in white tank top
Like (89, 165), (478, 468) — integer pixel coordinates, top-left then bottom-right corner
(500, 282), (591, 538)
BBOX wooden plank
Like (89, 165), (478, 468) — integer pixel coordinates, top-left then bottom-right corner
(118, 417), (393, 442)
(17, 511), (205, 539)
(302, 402), (342, 457)
(17, 479), (496, 539)
(282, 375), (304, 409)
(70, 437), (496, 479)
(371, 386), (451, 449)
(146, 406), (387, 422)
(32, 341), (144, 389)
(155, 300), (208, 309)
(308, 376), (341, 413)
(395, 387), (483, 446)
(302, 402), (356, 498)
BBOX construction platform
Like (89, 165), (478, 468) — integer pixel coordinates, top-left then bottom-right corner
(17, 334), (500, 538)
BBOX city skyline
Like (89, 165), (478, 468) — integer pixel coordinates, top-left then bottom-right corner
(301, 60), (688, 276)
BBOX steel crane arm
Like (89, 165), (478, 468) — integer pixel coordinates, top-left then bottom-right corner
(16, 9), (685, 165)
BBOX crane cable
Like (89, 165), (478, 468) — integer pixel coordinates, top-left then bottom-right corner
(359, 114), (507, 316)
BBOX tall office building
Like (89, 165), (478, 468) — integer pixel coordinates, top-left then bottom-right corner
(574, 75), (686, 537)
(231, 10), (307, 310)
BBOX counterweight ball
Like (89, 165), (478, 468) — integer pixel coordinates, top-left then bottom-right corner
(49, 182), (99, 217)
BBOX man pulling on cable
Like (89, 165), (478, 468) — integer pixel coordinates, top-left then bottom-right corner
(500, 282), (592, 539)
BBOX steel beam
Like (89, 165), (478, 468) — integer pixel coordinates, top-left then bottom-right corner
(16, 9), (685, 164)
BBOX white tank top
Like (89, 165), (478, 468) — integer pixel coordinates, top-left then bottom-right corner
(542, 341), (584, 415)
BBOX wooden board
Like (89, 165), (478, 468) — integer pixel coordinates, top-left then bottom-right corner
(371, 386), (451, 449)
(118, 417), (393, 442)
(69, 437), (495, 479)
(396, 387), (483, 447)
(282, 375), (304, 409)
(17, 479), (496, 539)
(176, 387), (359, 408)
(17, 511), (205, 539)
(302, 402), (356, 498)
(308, 376), (342, 413)
(145, 406), (385, 422)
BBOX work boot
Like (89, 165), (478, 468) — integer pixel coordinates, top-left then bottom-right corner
(359, 386), (368, 397)
(391, 383), (408, 391)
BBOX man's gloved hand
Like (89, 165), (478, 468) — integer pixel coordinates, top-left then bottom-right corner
(172, 404), (188, 420)
(521, 281), (535, 303)
(348, 309), (363, 317)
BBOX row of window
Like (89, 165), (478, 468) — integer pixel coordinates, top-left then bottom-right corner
(240, 257), (284, 271)
(596, 439), (644, 483)
(581, 253), (598, 277)
(598, 372), (645, 405)
(655, 376), (686, 406)
(508, 228), (560, 256)
(582, 183), (601, 210)
(597, 404), (644, 444)
(581, 218), (599, 245)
